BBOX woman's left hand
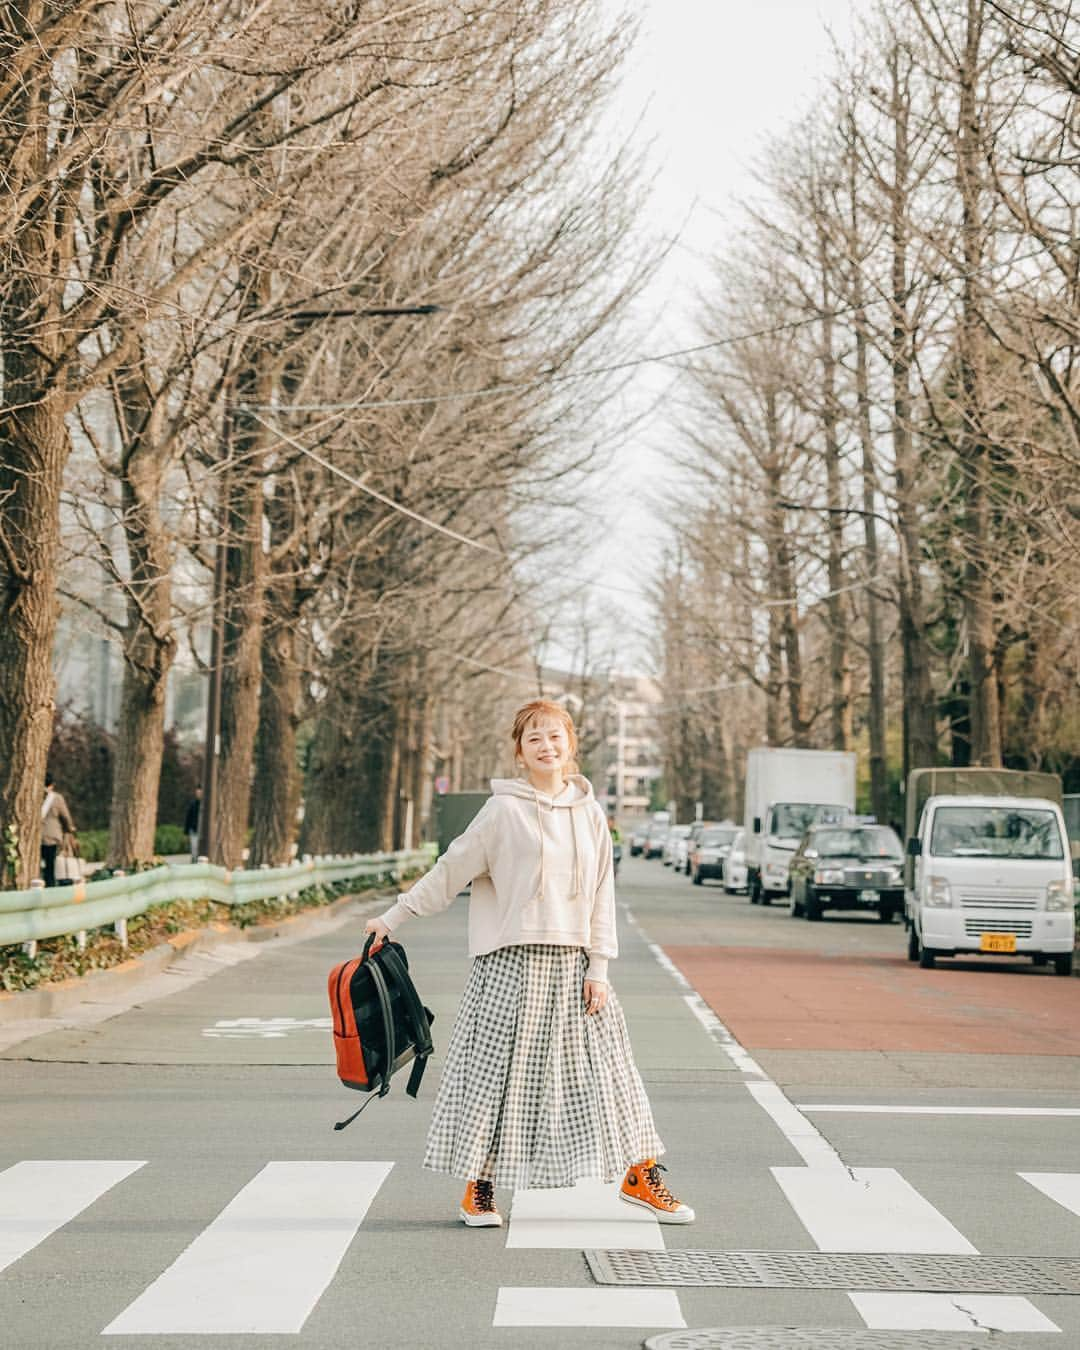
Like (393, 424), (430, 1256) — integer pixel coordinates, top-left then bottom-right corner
(583, 979), (608, 1016)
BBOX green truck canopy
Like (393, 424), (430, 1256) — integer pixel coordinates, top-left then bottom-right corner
(904, 767), (1063, 844)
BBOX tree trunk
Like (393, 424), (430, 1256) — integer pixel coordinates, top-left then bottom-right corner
(380, 705), (402, 852)
(956, 0), (1001, 766)
(764, 394), (809, 745)
(887, 43), (937, 776)
(817, 224), (852, 751)
(107, 367), (177, 867)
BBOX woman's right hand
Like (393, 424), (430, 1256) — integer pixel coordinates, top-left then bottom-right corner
(363, 917), (391, 951)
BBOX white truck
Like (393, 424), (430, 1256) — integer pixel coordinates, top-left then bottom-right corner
(743, 747), (857, 905)
(904, 768), (1075, 975)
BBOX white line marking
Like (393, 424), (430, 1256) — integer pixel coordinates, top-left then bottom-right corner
(493, 1287), (685, 1328)
(103, 1161), (391, 1334)
(801, 1105), (1080, 1117)
(749, 1083), (846, 1171)
(1019, 1172), (1080, 1219)
(0, 1161), (145, 1275)
(620, 903), (765, 1077)
(507, 1179), (663, 1250)
(772, 1166), (979, 1254)
(849, 1292), (1060, 1333)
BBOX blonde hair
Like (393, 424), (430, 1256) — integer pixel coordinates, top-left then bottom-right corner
(512, 699), (579, 773)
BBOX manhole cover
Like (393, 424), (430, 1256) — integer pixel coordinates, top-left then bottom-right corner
(585, 1249), (1080, 1295)
(644, 1332), (1040, 1350)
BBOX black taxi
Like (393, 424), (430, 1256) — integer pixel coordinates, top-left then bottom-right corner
(788, 823), (905, 922)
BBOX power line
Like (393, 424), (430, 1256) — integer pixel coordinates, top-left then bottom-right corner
(235, 240), (1060, 415)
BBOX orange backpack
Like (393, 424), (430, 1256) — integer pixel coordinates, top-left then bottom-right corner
(328, 935), (434, 1130)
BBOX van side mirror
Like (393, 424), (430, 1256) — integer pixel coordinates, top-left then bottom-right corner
(907, 837), (921, 857)
(753, 817), (761, 834)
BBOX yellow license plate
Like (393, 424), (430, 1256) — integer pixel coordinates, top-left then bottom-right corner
(980, 932), (1017, 953)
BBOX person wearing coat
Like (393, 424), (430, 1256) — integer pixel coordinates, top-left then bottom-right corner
(41, 774), (76, 888)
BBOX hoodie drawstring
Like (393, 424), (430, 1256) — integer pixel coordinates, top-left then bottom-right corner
(533, 787), (584, 903)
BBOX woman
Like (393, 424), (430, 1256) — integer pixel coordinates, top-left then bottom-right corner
(364, 699), (693, 1228)
(41, 773), (76, 888)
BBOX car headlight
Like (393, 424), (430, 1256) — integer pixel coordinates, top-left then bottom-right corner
(926, 875), (952, 907)
(814, 868), (844, 885)
(886, 866), (903, 885)
(1046, 879), (1072, 911)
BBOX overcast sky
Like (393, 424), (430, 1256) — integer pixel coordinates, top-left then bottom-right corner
(570, 0), (861, 674)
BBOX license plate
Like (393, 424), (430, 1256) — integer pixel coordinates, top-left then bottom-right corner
(859, 889), (877, 902)
(980, 932), (1017, 953)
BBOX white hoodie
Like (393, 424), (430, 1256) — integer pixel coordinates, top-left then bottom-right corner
(378, 775), (616, 981)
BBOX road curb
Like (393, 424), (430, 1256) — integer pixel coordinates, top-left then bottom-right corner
(0, 888), (390, 1025)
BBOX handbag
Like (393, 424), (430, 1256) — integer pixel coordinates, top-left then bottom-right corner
(327, 934), (434, 1131)
(56, 837), (81, 885)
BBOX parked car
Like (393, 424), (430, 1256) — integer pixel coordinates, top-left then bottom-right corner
(724, 829), (748, 893)
(629, 828), (647, 857)
(662, 824), (692, 867)
(788, 823), (905, 922)
(684, 820), (719, 874)
(643, 824), (670, 859)
(690, 824), (739, 885)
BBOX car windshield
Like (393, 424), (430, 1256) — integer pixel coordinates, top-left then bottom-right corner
(770, 803), (849, 840)
(811, 827), (902, 860)
(700, 828), (736, 847)
(930, 805), (1064, 860)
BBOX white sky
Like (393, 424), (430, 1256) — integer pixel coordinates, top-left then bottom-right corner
(570, 0), (861, 673)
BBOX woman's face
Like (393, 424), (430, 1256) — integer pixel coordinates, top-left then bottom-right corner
(518, 717), (571, 779)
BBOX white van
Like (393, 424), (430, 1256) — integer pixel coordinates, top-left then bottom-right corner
(905, 769), (1075, 975)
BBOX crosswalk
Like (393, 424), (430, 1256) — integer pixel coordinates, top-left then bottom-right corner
(1, 1159), (1078, 1338)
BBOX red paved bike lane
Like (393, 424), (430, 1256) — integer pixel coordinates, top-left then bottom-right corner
(665, 945), (1080, 1056)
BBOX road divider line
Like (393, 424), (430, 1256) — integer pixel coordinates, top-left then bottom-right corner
(493, 1286), (685, 1328)
(1019, 1172), (1080, 1219)
(801, 1104), (1080, 1117)
(772, 1166), (978, 1254)
(507, 1178), (664, 1250)
(620, 904), (766, 1078)
(103, 1161), (392, 1335)
(0, 1160), (145, 1275)
(748, 1082), (846, 1170)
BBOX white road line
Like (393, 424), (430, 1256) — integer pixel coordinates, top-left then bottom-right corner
(849, 1292), (1060, 1333)
(773, 1166), (978, 1254)
(620, 903), (766, 1078)
(0, 1160), (145, 1275)
(748, 1082), (846, 1171)
(103, 1161), (391, 1335)
(493, 1287), (686, 1328)
(1019, 1172), (1080, 1219)
(506, 1179), (664, 1250)
(801, 1105), (1080, 1117)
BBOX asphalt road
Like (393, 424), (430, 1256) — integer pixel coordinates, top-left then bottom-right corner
(2, 855), (1079, 1348)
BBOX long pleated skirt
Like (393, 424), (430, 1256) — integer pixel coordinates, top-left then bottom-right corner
(423, 943), (664, 1189)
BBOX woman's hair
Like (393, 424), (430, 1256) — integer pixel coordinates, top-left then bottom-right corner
(511, 699), (579, 772)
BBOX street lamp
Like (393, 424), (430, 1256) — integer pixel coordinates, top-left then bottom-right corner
(197, 302), (442, 863)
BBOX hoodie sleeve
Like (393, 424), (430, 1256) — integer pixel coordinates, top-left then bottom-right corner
(586, 810), (617, 982)
(379, 798), (495, 932)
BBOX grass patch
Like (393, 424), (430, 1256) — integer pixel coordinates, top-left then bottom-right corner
(0, 869), (416, 995)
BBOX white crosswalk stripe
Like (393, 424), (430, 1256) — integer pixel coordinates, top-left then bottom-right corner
(103, 1162), (392, 1335)
(0, 1160), (145, 1275)
(0, 1159), (1076, 1336)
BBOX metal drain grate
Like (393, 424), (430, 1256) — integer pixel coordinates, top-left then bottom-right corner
(585, 1248), (1080, 1294)
(644, 1331), (1050, 1350)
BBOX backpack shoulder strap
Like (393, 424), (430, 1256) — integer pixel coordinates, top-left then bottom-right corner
(366, 956), (396, 1098)
(378, 944), (434, 1098)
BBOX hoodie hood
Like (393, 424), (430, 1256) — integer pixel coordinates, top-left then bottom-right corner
(491, 774), (596, 901)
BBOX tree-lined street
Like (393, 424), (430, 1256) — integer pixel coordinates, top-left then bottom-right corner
(3, 857), (1079, 1348)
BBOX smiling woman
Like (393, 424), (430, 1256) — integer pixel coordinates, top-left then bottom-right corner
(363, 699), (696, 1228)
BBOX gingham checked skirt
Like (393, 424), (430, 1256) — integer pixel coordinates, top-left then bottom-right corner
(423, 943), (664, 1189)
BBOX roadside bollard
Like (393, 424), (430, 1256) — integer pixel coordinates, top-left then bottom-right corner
(113, 872), (128, 948)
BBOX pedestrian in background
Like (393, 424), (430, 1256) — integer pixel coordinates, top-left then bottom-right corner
(184, 787), (202, 862)
(41, 773), (76, 888)
(364, 698), (694, 1229)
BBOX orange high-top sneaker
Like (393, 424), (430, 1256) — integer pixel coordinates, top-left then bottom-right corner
(459, 1179), (503, 1227)
(620, 1159), (695, 1223)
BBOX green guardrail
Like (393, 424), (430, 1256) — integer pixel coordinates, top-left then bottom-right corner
(0, 848), (435, 948)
